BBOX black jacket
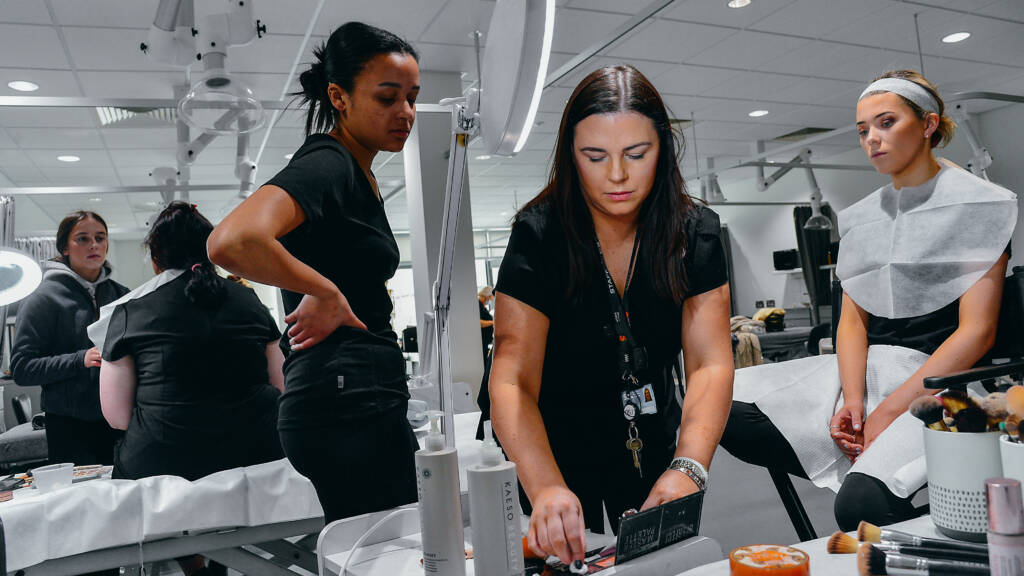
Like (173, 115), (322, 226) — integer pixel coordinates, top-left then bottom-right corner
(11, 261), (129, 421)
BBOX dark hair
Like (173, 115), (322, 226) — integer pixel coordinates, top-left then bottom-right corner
(56, 211), (108, 257)
(869, 70), (956, 148)
(295, 21), (418, 136)
(520, 65), (697, 306)
(144, 202), (225, 308)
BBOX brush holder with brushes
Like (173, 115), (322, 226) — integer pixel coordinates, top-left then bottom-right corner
(1000, 435), (1024, 501)
(923, 427), (1003, 541)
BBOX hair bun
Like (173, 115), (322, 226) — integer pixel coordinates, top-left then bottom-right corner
(298, 58), (327, 100)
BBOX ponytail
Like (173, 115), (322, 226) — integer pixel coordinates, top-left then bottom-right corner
(292, 22), (418, 136)
(144, 202), (225, 309)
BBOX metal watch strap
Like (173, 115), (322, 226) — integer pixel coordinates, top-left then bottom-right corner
(668, 457), (708, 492)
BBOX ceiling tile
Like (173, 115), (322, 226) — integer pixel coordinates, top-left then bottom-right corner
(0, 68), (81, 97)
(0, 0), (51, 24)
(77, 71), (187, 98)
(8, 127), (106, 149)
(604, 19), (735, 64)
(62, 26), (178, 71)
(687, 31), (812, 70)
(551, 8), (631, 54)
(417, 0), (495, 47)
(664, 0), (797, 28)
(49, 0), (152, 27)
(653, 64), (741, 97)
(0, 107), (96, 128)
(317, 0), (447, 42)
(0, 23), (70, 68)
(750, 0), (892, 37)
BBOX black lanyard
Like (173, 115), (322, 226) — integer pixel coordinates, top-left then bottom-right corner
(594, 230), (647, 386)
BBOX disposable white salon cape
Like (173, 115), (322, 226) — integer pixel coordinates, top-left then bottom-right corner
(734, 161), (1017, 498)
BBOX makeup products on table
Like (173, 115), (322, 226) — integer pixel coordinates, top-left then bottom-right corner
(415, 411), (466, 576)
(467, 421), (523, 576)
(857, 544), (990, 575)
(986, 477), (1024, 576)
(728, 544), (809, 575)
(858, 522), (990, 553)
(827, 531), (990, 563)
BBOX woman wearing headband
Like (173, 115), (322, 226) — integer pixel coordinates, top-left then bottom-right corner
(722, 70), (1016, 530)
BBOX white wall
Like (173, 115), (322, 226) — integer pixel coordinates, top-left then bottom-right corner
(715, 102), (1024, 318)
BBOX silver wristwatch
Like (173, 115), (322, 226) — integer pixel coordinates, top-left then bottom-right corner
(667, 457), (708, 492)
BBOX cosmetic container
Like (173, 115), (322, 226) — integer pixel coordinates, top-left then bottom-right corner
(987, 477), (1024, 576)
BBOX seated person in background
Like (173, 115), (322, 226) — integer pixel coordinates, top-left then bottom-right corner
(89, 202), (284, 483)
(721, 69), (1017, 531)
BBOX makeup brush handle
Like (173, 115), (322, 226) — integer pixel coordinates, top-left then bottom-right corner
(926, 562), (990, 575)
(899, 545), (989, 564)
(905, 535), (989, 553)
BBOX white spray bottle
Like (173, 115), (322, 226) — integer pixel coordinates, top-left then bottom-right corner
(415, 410), (465, 576)
(468, 421), (524, 576)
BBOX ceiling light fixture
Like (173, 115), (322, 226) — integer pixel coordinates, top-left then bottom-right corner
(749, 109), (770, 117)
(57, 155), (80, 163)
(942, 32), (970, 43)
(284, 153), (293, 159)
(7, 80), (39, 92)
(727, 0), (751, 7)
(475, 155), (492, 160)
(89, 197), (103, 203)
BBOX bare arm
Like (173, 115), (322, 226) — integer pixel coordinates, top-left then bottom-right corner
(831, 292), (871, 458)
(864, 253), (1007, 447)
(99, 356), (137, 430)
(208, 185), (365, 350)
(489, 292), (585, 564)
(266, 340), (285, 393)
(642, 284), (733, 509)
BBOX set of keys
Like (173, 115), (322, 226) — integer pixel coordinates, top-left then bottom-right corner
(626, 421), (643, 478)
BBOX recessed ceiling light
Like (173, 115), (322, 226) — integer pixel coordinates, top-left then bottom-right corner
(942, 32), (970, 44)
(475, 155), (492, 160)
(284, 153), (293, 159)
(57, 155), (80, 162)
(727, 0), (751, 7)
(748, 109), (770, 117)
(89, 197), (102, 202)
(7, 80), (39, 92)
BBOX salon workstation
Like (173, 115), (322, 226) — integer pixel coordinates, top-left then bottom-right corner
(1, 0), (1024, 575)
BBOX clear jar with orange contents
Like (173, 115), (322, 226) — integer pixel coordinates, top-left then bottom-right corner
(729, 544), (810, 575)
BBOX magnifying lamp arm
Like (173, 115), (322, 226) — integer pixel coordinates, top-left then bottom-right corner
(144, 0), (196, 67)
(950, 105), (992, 179)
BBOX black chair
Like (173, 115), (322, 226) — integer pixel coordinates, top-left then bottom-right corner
(767, 266), (1024, 542)
(11, 394), (31, 425)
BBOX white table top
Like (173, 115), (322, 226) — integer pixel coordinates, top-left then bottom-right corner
(678, 515), (943, 575)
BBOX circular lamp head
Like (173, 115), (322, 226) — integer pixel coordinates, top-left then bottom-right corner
(480, 0), (555, 157)
(0, 249), (42, 306)
(178, 71), (265, 135)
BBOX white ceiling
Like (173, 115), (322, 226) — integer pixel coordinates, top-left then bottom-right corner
(1, 0), (1022, 235)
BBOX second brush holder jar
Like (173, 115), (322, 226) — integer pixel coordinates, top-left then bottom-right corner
(923, 427), (1003, 541)
(1000, 435), (1024, 501)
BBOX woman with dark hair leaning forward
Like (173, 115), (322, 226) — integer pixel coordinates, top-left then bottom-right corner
(90, 202), (283, 576)
(208, 22), (420, 522)
(489, 65), (734, 565)
(11, 210), (129, 466)
(722, 70), (1017, 531)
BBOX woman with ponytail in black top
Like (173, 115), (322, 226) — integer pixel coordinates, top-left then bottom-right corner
(208, 22), (420, 521)
(90, 202), (283, 483)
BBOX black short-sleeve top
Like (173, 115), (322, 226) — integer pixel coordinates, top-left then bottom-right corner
(495, 200), (728, 529)
(865, 243), (1012, 355)
(265, 134), (400, 336)
(101, 274), (283, 480)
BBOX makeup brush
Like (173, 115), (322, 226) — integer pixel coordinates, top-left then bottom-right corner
(857, 522), (989, 553)
(1007, 385), (1024, 418)
(827, 531), (860, 554)
(952, 404), (989, 433)
(858, 545), (990, 575)
(937, 389), (979, 415)
(981, 392), (1008, 430)
(866, 542), (989, 564)
(1006, 414), (1021, 442)
(909, 396), (949, 431)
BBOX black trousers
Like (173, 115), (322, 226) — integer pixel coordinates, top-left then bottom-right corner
(721, 401), (924, 532)
(279, 404), (418, 523)
(44, 413), (117, 466)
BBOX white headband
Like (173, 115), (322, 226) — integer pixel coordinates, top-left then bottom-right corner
(859, 78), (940, 114)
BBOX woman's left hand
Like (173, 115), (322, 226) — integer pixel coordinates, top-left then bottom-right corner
(640, 469), (700, 511)
(862, 404), (901, 452)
